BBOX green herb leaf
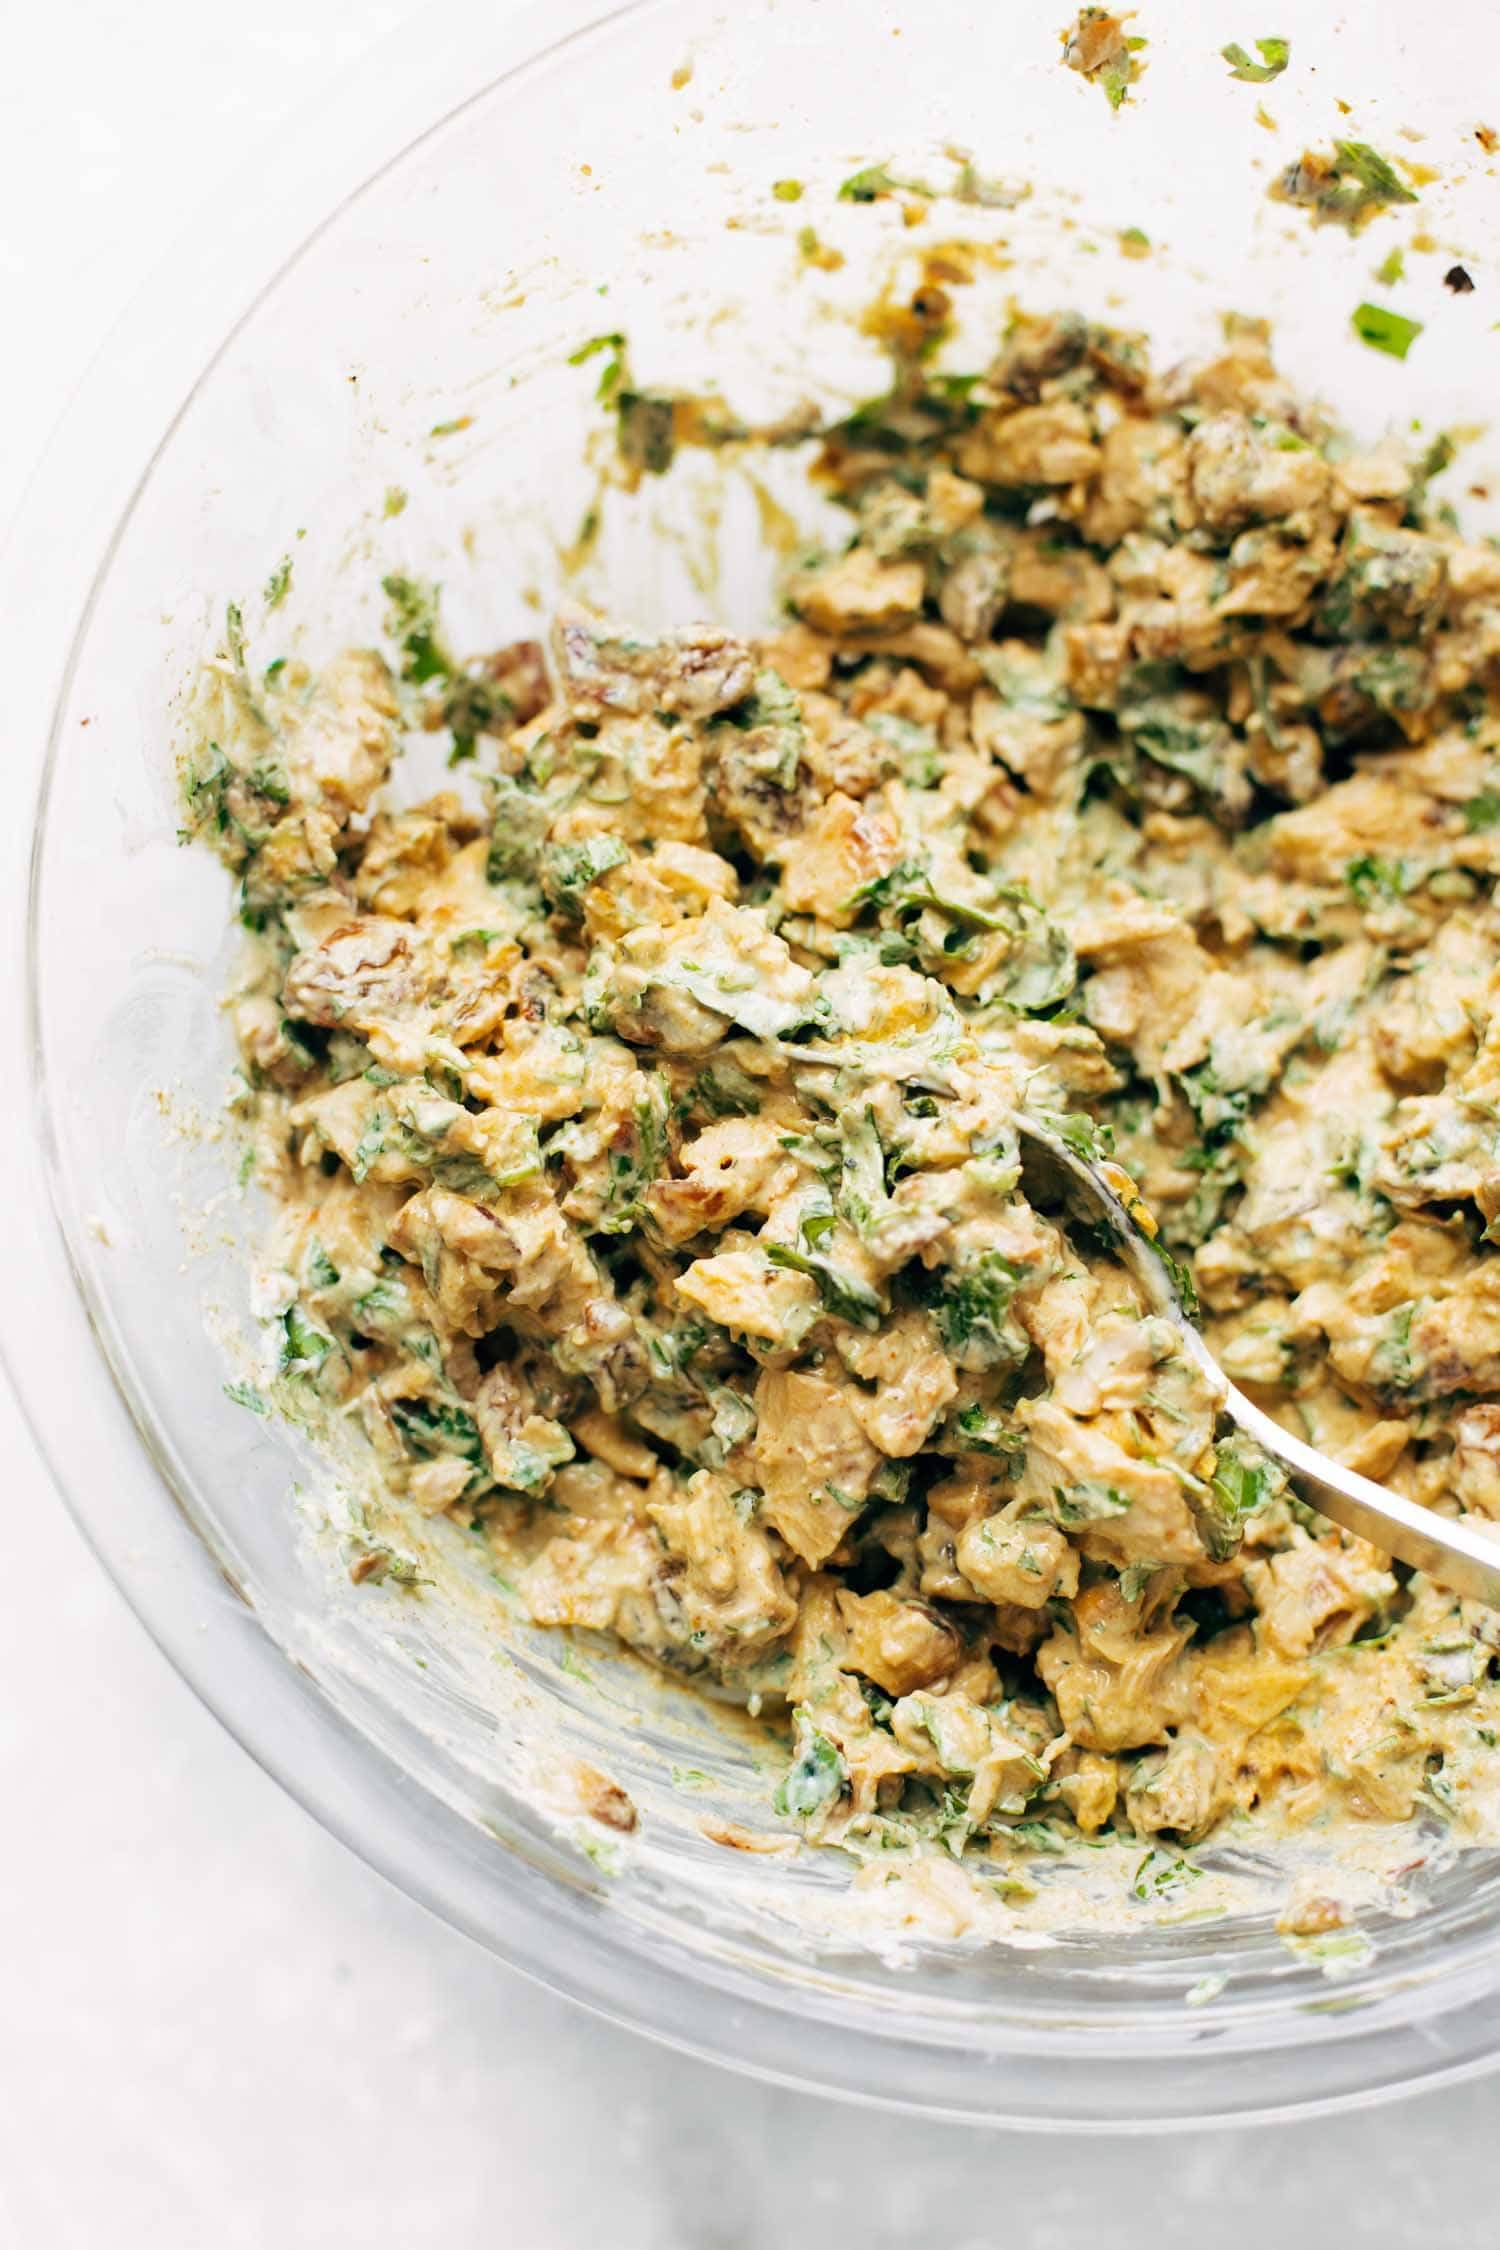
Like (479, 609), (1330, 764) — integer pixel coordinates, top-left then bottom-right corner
(931, 1251), (1030, 1371)
(1006, 1819), (1069, 1854)
(390, 1396), (486, 1474)
(773, 1724), (847, 1817)
(279, 1304), (333, 1378)
(539, 834), (629, 917)
(1345, 853), (1412, 904)
(1275, 142), (1418, 230)
(568, 331), (629, 404)
(1222, 35), (1288, 81)
(764, 1242), (883, 1329)
(599, 1083), (670, 1235)
(952, 1405), (1027, 1471)
(1036, 1109), (1116, 1164)
(381, 573), (455, 684)
(1197, 1435), (1280, 1560)
(844, 856), (1016, 934)
(305, 1242), (339, 1296)
(1051, 1481), (1133, 1529)
(1337, 142), (1418, 208)
(837, 162), (928, 203)
(1352, 301), (1423, 359)
(1131, 1849), (1204, 1901)
(1151, 1238), (1200, 1321)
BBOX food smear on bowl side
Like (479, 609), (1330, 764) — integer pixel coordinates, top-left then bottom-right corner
(183, 299), (1500, 1910)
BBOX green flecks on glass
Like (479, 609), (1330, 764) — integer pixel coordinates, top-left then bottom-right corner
(568, 330), (629, 404)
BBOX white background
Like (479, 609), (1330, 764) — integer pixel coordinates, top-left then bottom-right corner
(3, 6), (1498, 2244)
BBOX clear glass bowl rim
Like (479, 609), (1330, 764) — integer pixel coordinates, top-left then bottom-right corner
(8, 0), (1500, 2131)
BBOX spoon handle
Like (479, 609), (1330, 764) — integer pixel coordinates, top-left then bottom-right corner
(1014, 1114), (1500, 1610)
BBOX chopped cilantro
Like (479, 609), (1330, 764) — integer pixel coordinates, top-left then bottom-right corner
(1345, 853), (1412, 904)
(1119, 1561), (1157, 1604)
(952, 1406), (1026, 1471)
(931, 1251), (1030, 1371)
(263, 556), (293, 609)
(1276, 143), (1418, 231)
(773, 178), (804, 202)
(773, 1724), (847, 1817)
(1006, 1819), (1068, 1854)
(1038, 1110), (1116, 1164)
(486, 770), (555, 885)
(1198, 1435), (1279, 1560)
(1368, 1301), (1418, 1394)
(390, 1396), (486, 1473)
(1337, 141), (1418, 207)
(568, 331), (629, 404)
(279, 1304), (333, 1378)
(539, 834), (629, 917)
(837, 161), (930, 203)
(1352, 302), (1423, 360)
(844, 856), (1016, 934)
(1051, 1481), (1133, 1529)
(1463, 792), (1500, 832)
(599, 1084), (670, 1234)
(305, 1241), (340, 1290)
(764, 1242), (883, 1329)
(1131, 1850), (1204, 1901)
(381, 573), (455, 685)
(1221, 35), (1288, 81)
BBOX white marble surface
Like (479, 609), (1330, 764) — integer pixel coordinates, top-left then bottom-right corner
(3, 7), (1498, 2243)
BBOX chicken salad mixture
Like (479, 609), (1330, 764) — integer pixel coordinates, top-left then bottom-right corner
(183, 301), (1500, 1894)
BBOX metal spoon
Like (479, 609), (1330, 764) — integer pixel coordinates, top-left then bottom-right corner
(1016, 1113), (1500, 1610)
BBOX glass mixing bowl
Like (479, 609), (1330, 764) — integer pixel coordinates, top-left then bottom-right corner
(8, 0), (1500, 2129)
